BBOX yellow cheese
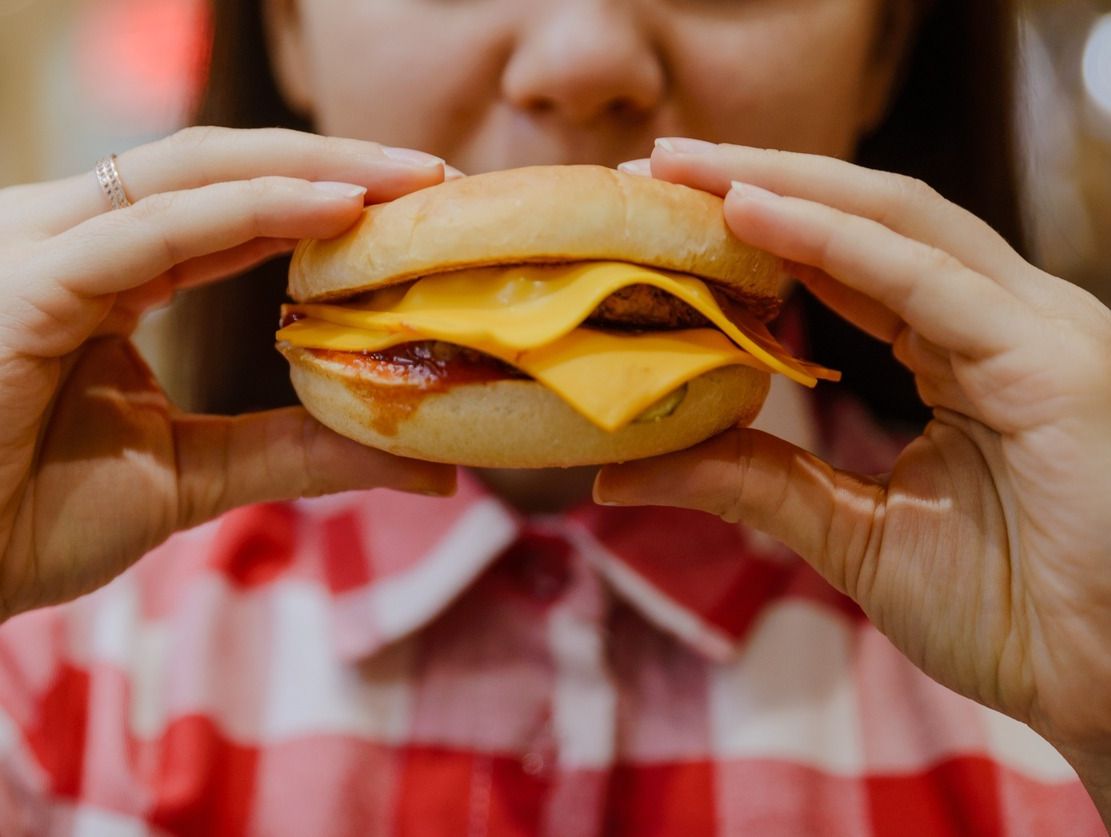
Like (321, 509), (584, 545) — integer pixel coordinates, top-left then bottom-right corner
(283, 261), (835, 386)
(278, 319), (766, 432)
(516, 328), (767, 431)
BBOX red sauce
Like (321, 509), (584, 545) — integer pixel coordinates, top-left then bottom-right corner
(308, 342), (527, 437)
(311, 342), (524, 388)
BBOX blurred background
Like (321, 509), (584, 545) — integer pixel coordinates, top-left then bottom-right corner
(2, 0), (1109, 301)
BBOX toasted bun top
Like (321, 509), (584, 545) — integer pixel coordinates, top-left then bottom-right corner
(289, 165), (784, 303)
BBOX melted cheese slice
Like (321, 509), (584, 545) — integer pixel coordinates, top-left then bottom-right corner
(276, 262), (839, 432)
(283, 261), (835, 385)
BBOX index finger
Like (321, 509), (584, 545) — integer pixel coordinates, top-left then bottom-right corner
(34, 128), (447, 235)
(724, 183), (1031, 359)
(8, 177), (367, 359)
(649, 140), (1032, 291)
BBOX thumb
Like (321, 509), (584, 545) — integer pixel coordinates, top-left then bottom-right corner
(594, 428), (886, 600)
(173, 407), (457, 530)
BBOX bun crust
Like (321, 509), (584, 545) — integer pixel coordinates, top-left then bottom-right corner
(289, 165), (783, 303)
(282, 345), (771, 468)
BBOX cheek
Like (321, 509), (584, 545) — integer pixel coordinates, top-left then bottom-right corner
(667, 2), (879, 157)
(297, 3), (505, 150)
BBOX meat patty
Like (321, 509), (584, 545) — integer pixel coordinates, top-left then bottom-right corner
(587, 283), (780, 329)
(588, 284), (710, 328)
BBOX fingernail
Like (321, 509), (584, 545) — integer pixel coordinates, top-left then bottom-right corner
(382, 146), (445, 168)
(730, 180), (781, 201)
(617, 159), (652, 176)
(592, 471), (641, 507)
(444, 164), (466, 181)
(655, 137), (717, 154)
(593, 489), (632, 507)
(312, 181), (368, 199)
(594, 496), (633, 507)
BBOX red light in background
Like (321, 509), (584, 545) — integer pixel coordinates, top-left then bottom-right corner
(77, 0), (211, 132)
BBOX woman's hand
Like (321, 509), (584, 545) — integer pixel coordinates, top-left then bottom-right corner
(0, 127), (457, 619)
(598, 139), (1111, 800)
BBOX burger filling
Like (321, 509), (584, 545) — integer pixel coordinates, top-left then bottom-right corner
(277, 260), (837, 432)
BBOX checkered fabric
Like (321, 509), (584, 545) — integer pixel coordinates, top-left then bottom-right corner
(0, 394), (1101, 836)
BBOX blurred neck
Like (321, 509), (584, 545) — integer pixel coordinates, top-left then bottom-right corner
(473, 466), (599, 515)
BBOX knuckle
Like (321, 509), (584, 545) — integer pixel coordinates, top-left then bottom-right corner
(918, 242), (963, 276)
(813, 221), (843, 269)
(297, 413), (325, 495)
(317, 134), (350, 157)
(128, 188), (179, 219)
(719, 430), (754, 524)
(225, 176), (295, 211)
(245, 175), (291, 195)
(893, 174), (940, 208)
(318, 133), (373, 160)
(121, 198), (181, 266)
(891, 327), (915, 367)
(241, 177), (271, 202)
(167, 125), (227, 154)
(241, 179), (280, 235)
(848, 500), (884, 605)
(914, 375), (940, 409)
(258, 126), (303, 146)
(872, 174), (939, 231)
(180, 427), (232, 527)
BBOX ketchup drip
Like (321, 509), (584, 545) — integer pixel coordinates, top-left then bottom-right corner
(305, 342), (527, 437)
(310, 342), (525, 389)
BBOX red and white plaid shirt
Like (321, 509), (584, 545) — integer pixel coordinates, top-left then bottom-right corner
(0, 393), (1101, 836)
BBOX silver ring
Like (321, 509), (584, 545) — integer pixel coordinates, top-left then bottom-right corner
(94, 154), (132, 210)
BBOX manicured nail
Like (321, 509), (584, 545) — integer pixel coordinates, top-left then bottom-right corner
(382, 146), (445, 168)
(592, 472), (639, 506)
(312, 181), (368, 199)
(592, 489), (629, 506)
(655, 137), (717, 154)
(730, 181), (781, 201)
(617, 159), (652, 176)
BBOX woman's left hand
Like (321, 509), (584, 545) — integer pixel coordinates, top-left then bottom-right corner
(596, 139), (1111, 805)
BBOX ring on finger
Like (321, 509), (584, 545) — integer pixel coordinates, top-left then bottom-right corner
(94, 154), (133, 210)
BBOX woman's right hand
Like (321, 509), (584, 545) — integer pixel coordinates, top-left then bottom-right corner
(0, 127), (457, 619)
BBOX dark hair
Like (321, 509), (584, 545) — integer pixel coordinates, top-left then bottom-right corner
(170, 0), (1022, 427)
(820, 0), (1023, 426)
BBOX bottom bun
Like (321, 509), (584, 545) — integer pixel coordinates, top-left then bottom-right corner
(282, 345), (771, 468)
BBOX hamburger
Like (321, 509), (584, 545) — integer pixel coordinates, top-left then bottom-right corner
(276, 165), (837, 468)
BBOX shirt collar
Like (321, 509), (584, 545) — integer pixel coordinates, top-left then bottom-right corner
(312, 466), (822, 664)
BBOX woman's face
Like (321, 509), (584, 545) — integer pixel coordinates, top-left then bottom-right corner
(266, 0), (910, 172)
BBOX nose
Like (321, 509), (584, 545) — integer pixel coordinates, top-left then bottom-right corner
(501, 3), (665, 124)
